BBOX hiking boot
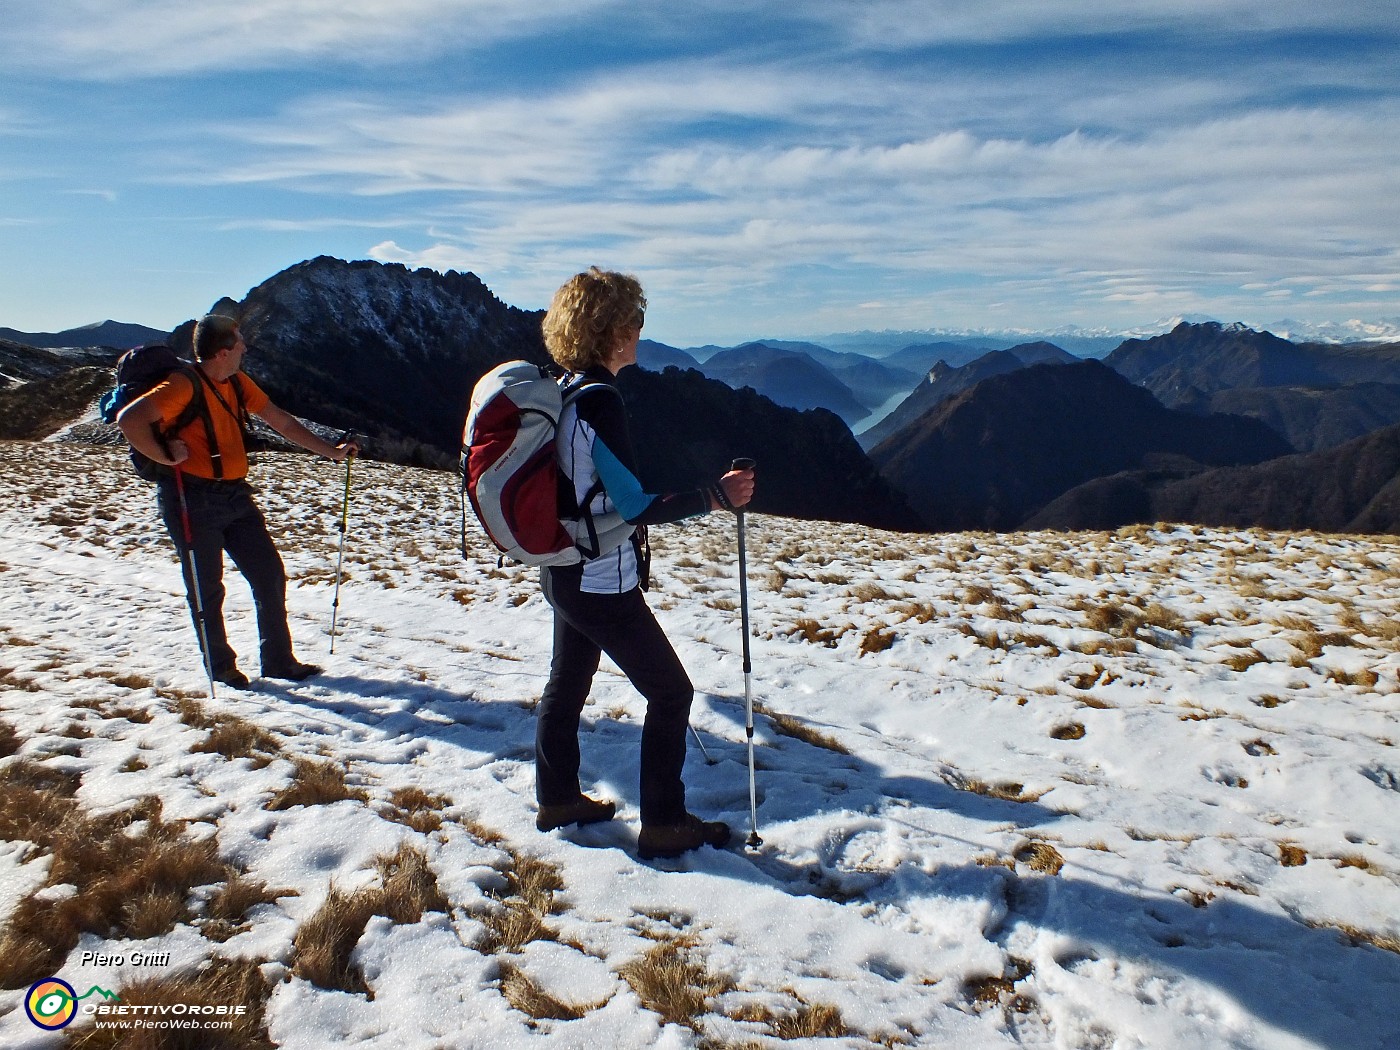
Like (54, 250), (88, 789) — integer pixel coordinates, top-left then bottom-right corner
(536, 795), (617, 832)
(262, 659), (322, 682)
(213, 666), (251, 689)
(638, 813), (731, 860)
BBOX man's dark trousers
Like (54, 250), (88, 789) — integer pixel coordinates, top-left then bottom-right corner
(157, 477), (294, 676)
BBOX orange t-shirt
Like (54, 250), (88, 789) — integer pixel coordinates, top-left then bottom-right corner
(142, 371), (271, 480)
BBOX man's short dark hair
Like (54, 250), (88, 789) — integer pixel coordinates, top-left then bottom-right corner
(193, 314), (241, 361)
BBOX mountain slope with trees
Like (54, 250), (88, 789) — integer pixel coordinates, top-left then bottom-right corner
(1029, 422), (1400, 534)
(859, 342), (1078, 451)
(869, 360), (1292, 531)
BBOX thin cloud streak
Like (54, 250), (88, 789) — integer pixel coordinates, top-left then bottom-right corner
(188, 65), (1400, 323)
(800, 0), (1400, 46)
(0, 0), (618, 76)
(1, 1), (1396, 338)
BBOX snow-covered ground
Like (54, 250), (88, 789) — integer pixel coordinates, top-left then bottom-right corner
(1, 440), (1398, 1049)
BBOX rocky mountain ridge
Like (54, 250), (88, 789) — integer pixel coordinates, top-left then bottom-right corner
(170, 257), (917, 529)
(7, 263), (1400, 535)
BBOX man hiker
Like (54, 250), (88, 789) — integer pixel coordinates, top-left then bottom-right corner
(117, 314), (357, 687)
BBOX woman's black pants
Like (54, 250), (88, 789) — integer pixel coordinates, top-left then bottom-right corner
(537, 567), (693, 826)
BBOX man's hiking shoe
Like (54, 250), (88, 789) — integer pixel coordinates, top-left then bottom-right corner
(213, 667), (251, 689)
(262, 660), (322, 682)
(536, 795), (617, 832)
(638, 813), (731, 859)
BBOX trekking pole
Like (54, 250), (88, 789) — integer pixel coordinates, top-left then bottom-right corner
(730, 456), (761, 848)
(689, 725), (716, 765)
(329, 432), (355, 654)
(173, 466), (217, 701)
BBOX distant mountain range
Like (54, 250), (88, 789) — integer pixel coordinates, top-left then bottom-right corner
(868, 360), (1294, 531)
(858, 341), (1078, 451)
(638, 339), (921, 427)
(0, 320), (165, 350)
(6, 263), (1400, 534)
(808, 315), (1400, 358)
(171, 257), (919, 530)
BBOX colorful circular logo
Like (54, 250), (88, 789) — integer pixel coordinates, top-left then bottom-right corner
(26, 979), (78, 1030)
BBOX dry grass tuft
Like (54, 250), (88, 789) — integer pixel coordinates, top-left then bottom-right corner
(1075, 693), (1115, 710)
(106, 672), (156, 691)
(787, 617), (845, 648)
(1279, 843), (1308, 867)
(292, 843), (448, 996)
(380, 786), (453, 834)
(192, 716), (284, 768)
(1292, 630), (1358, 664)
(478, 901), (556, 956)
(266, 757), (370, 810)
(858, 626), (897, 655)
(0, 719), (20, 758)
(498, 960), (606, 1021)
(975, 854), (1017, 871)
(1015, 842), (1065, 875)
(1327, 667), (1381, 687)
(291, 886), (379, 995)
(173, 696), (222, 731)
(757, 705), (851, 754)
(1224, 648), (1269, 672)
(64, 956), (274, 1049)
(619, 938), (732, 1031)
(961, 779), (1049, 804)
(202, 872), (295, 943)
(1068, 666), (1118, 690)
(1317, 922), (1400, 955)
(1084, 600), (1149, 637)
(848, 581), (897, 604)
(1336, 852), (1383, 875)
(0, 765), (226, 989)
(729, 994), (851, 1040)
(0, 665), (44, 692)
(474, 846), (565, 955)
(963, 957), (1036, 1014)
(376, 843), (451, 922)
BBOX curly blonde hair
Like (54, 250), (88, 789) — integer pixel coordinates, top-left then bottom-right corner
(541, 267), (647, 370)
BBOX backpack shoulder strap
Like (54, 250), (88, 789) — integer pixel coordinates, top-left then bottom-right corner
(559, 374), (620, 411)
(554, 375), (623, 543)
(229, 373), (253, 428)
(173, 368), (229, 479)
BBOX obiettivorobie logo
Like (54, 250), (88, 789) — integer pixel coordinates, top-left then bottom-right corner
(25, 979), (120, 1030)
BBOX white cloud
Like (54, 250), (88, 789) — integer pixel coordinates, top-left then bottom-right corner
(4, 0), (1397, 337)
(798, 0), (1400, 47)
(161, 49), (1400, 335)
(0, 0), (618, 76)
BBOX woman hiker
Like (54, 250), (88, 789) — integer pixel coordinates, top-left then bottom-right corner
(533, 267), (755, 859)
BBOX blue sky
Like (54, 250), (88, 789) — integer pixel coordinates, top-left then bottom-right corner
(2, 1), (1398, 347)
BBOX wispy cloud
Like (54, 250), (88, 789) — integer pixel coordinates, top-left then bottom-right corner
(2, 0), (1397, 337)
(799, 0), (1400, 45)
(0, 0), (617, 76)
(177, 48), (1400, 329)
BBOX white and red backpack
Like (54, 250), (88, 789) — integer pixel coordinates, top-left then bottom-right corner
(460, 361), (632, 566)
